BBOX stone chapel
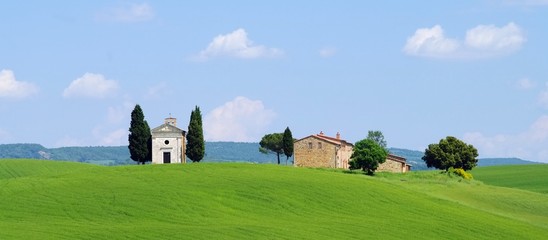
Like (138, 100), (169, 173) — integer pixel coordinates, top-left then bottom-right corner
(151, 117), (186, 164)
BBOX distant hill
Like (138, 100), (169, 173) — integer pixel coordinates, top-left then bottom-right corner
(477, 158), (538, 166)
(0, 142), (290, 166)
(0, 143), (540, 168)
(388, 148), (541, 170)
(388, 148), (428, 170)
(0, 143), (132, 165)
(204, 142), (293, 164)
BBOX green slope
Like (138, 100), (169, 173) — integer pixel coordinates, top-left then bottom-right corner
(0, 160), (547, 239)
(472, 164), (548, 194)
(0, 159), (101, 179)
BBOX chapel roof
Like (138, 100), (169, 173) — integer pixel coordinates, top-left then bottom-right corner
(151, 123), (185, 134)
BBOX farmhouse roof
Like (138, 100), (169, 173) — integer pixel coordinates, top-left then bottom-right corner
(295, 132), (354, 147)
(387, 154), (407, 164)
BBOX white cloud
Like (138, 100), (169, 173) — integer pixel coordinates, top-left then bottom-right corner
(194, 28), (283, 61)
(403, 25), (460, 57)
(463, 115), (548, 162)
(107, 100), (134, 124)
(404, 23), (525, 59)
(204, 96), (276, 142)
(96, 128), (128, 146)
(319, 47), (337, 58)
(96, 3), (154, 23)
(0, 69), (38, 99)
(465, 23), (525, 52)
(63, 73), (118, 99)
(516, 78), (535, 90)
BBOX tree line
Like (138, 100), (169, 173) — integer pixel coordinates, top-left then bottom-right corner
(128, 104), (205, 164)
(348, 131), (478, 177)
(258, 127), (294, 165)
(128, 104), (479, 177)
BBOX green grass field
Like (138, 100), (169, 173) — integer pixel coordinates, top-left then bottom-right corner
(472, 164), (548, 194)
(0, 159), (547, 239)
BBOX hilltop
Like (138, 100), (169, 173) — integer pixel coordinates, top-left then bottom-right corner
(0, 143), (541, 168)
(0, 160), (546, 239)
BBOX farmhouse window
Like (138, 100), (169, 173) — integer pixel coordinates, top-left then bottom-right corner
(318, 142), (322, 149)
(308, 142), (313, 149)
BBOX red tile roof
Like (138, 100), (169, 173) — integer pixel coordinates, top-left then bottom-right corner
(296, 133), (353, 147)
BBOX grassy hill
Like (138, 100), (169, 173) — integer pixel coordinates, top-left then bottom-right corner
(0, 160), (547, 239)
(472, 164), (548, 194)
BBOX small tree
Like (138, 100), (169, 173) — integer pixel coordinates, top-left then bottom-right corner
(282, 127), (294, 165)
(259, 133), (284, 165)
(186, 106), (205, 162)
(422, 136), (478, 171)
(367, 130), (387, 149)
(349, 139), (388, 175)
(128, 104), (152, 165)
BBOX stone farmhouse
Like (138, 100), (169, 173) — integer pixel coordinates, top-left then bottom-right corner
(151, 117), (186, 164)
(294, 132), (411, 173)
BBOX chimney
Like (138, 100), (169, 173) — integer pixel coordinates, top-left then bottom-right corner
(319, 131), (324, 136)
(336, 132), (340, 140)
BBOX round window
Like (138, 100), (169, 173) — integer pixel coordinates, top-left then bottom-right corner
(164, 140), (170, 145)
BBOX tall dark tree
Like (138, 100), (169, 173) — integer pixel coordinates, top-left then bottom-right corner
(282, 127), (294, 165)
(349, 139), (388, 175)
(422, 136), (478, 171)
(128, 104), (152, 165)
(367, 130), (387, 149)
(259, 133), (284, 164)
(186, 106), (205, 162)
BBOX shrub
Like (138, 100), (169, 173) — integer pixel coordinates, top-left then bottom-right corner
(452, 168), (473, 180)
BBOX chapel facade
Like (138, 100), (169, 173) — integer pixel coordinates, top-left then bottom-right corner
(151, 117), (186, 164)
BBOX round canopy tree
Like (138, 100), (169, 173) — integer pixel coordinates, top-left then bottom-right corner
(349, 139), (388, 175)
(367, 130), (387, 149)
(422, 136), (478, 171)
(259, 133), (284, 165)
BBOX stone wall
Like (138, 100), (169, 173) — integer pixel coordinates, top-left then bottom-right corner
(337, 144), (353, 169)
(152, 135), (184, 164)
(294, 137), (338, 168)
(377, 158), (405, 173)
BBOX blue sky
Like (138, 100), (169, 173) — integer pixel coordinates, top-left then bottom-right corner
(1, 1), (548, 162)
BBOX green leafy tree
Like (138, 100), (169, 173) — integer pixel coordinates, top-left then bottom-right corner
(367, 130), (387, 149)
(186, 106), (205, 162)
(422, 136), (478, 171)
(128, 104), (152, 165)
(259, 133), (284, 165)
(349, 139), (388, 175)
(282, 127), (294, 165)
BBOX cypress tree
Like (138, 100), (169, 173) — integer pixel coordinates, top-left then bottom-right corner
(282, 127), (294, 165)
(186, 106), (205, 162)
(128, 104), (152, 165)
